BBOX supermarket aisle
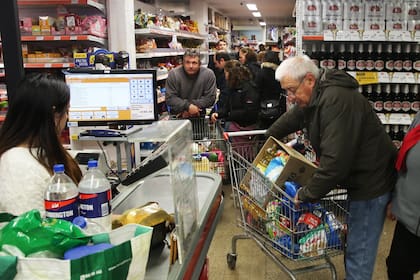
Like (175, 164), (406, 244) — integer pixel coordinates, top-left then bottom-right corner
(207, 184), (420, 280)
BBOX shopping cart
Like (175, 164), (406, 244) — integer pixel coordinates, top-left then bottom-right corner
(187, 117), (229, 182)
(225, 130), (348, 280)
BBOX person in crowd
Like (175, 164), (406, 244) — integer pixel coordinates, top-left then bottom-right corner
(386, 111), (420, 280)
(0, 73), (82, 216)
(210, 60), (259, 132)
(257, 51), (266, 64)
(255, 51), (286, 129)
(238, 47), (260, 82)
(215, 39), (228, 51)
(165, 49), (217, 118)
(214, 52), (231, 107)
(266, 55), (397, 280)
(258, 43), (266, 53)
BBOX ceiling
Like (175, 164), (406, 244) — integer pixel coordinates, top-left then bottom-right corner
(148, 0), (296, 28)
(206, 0), (296, 28)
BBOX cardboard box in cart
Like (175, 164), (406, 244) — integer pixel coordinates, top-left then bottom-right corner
(241, 136), (317, 200)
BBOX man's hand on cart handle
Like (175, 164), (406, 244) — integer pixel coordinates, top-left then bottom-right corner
(386, 202), (396, 221)
(294, 189), (302, 208)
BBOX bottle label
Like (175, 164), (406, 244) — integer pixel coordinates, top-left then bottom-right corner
(384, 101), (393, 112)
(79, 190), (112, 218)
(365, 59), (375, 70)
(385, 60), (394, 71)
(392, 101), (402, 112)
(320, 59), (329, 69)
(402, 60), (412, 71)
(327, 59), (336, 69)
(347, 59), (356, 70)
(374, 100), (384, 112)
(411, 101), (420, 112)
(337, 59), (346, 70)
(401, 101), (411, 112)
(374, 60), (384, 71)
(413, 60), (420, 72)
(393, 60), (403, 72)
(44, 197), (78, 222)
(356, 59), (365, 70)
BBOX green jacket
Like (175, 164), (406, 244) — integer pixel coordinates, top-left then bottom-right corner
(266, 69), (397, 201)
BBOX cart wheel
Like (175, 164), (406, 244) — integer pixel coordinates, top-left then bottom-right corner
(226, 253), (237, 270)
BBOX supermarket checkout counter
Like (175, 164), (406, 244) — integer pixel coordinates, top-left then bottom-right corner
(112, 169), (223, 280)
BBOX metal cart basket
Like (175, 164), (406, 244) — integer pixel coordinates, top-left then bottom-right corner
(226, 130), (348, 280)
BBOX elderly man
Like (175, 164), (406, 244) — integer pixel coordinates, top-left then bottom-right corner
(165, 49), (217, 118)
(266, 55), (397, 280)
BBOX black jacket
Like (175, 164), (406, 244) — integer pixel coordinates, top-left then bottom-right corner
(266, 69), (397, 201)
(217, 80), (260, 127)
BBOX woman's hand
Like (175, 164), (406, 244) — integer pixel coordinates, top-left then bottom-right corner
(211, 112), (218, 123)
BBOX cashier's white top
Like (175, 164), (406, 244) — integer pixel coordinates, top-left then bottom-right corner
(0, 147), (51, 216)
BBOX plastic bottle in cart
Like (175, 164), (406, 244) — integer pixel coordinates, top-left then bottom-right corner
(72, 216), (105, 235)
(44, 164), (79, 222)
(78, 160), (112, 232)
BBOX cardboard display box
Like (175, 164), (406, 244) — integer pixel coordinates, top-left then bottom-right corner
(240, 136), (317, 205)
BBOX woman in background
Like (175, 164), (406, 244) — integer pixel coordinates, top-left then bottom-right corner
(386, 110), (420, 279)
(0, 73), (82, 216)
(210, 60), (259, 133)
(238, 47), (260, 82)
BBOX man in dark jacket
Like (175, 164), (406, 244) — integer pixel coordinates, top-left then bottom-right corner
(266, 55), (397, 280)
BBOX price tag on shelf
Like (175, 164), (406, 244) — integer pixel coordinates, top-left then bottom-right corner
(378, 72), (391, 83)
(388, 30), (402, 41)
(53, 36), (60, 41)
(323, 30), (334, 41)
(389, 113), (412, 125)
(335, 31), (347, 41)
(35, 36), (43, 41)
(355, 72), (378, 85)
(349, 30), (361, 41)
(392, 72), (415, 84)
(401, 31), (413, 41)
(69, 36), (77, 40)
(377, 113), (387, 124)
(415, 31), (420, 42)
(362, 30), (386, 41)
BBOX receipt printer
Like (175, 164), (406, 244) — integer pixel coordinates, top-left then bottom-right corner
(68, 149), (108, 175)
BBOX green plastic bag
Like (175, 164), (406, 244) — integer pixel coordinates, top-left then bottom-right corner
(0, 210), (90, 257)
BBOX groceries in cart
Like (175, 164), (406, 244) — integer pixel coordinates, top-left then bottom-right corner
(263, 181), (346, 259)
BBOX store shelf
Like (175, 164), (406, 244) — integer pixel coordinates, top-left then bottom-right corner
(136, 49), (185, 59)
(135, 28), (206, 40)
(303, 30), (419, 42)
(21, 35), (107, 45)
(378, 113), (413, 125)
(24, 62), (74, 68)
(347, 71), (418, 85)
(17, 0), (105, 13)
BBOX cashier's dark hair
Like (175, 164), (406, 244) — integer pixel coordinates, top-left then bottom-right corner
(0, 72), (82, 184)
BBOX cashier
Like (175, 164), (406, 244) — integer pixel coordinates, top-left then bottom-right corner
(0, 73), (82, 216)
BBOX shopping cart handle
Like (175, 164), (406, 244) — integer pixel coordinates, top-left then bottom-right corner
(225, 130), (267, 138)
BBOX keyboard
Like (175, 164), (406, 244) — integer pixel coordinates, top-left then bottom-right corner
(121, 154), (168, 186)
(80, 129), (123, 137)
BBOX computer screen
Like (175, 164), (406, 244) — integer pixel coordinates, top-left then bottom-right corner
(65, 69), (158, 127)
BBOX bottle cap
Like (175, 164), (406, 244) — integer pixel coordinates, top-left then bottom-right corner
(53, 164), (65, 173)
(87, 160), (98, 168)
(73, 216), (87, 229)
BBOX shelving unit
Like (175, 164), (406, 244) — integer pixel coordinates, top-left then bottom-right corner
(295, 0), (420, 146)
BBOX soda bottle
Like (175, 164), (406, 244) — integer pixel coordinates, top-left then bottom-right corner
(44, 164), (79, 222)
(78, 160), (112, 232)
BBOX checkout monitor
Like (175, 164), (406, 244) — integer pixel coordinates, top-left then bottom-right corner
(65, 69), (158, 127)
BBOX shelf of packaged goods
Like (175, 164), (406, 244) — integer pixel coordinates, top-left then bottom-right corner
(135, 28), (206, 41)
(304, 30), (419, 42)
(208, 25), (229, 35)
(17, 0), (105, 13)
(21, 35), (107, 45)
(24, 62), (75, 68)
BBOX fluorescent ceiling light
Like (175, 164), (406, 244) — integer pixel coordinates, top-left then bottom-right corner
(246, 4), (258, 11)
(252, 12), (261, 17)
(259, 22), (266, 26)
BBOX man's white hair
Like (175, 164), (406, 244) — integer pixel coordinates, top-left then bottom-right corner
(275, 55), (320, 82)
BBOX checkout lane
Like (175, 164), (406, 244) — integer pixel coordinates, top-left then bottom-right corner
(112, 169), (223, 280)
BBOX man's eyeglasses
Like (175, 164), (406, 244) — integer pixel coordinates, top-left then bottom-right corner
(280, 77), (305, 99)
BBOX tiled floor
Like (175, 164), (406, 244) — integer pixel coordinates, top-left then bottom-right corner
(207, 184), (420, 280)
